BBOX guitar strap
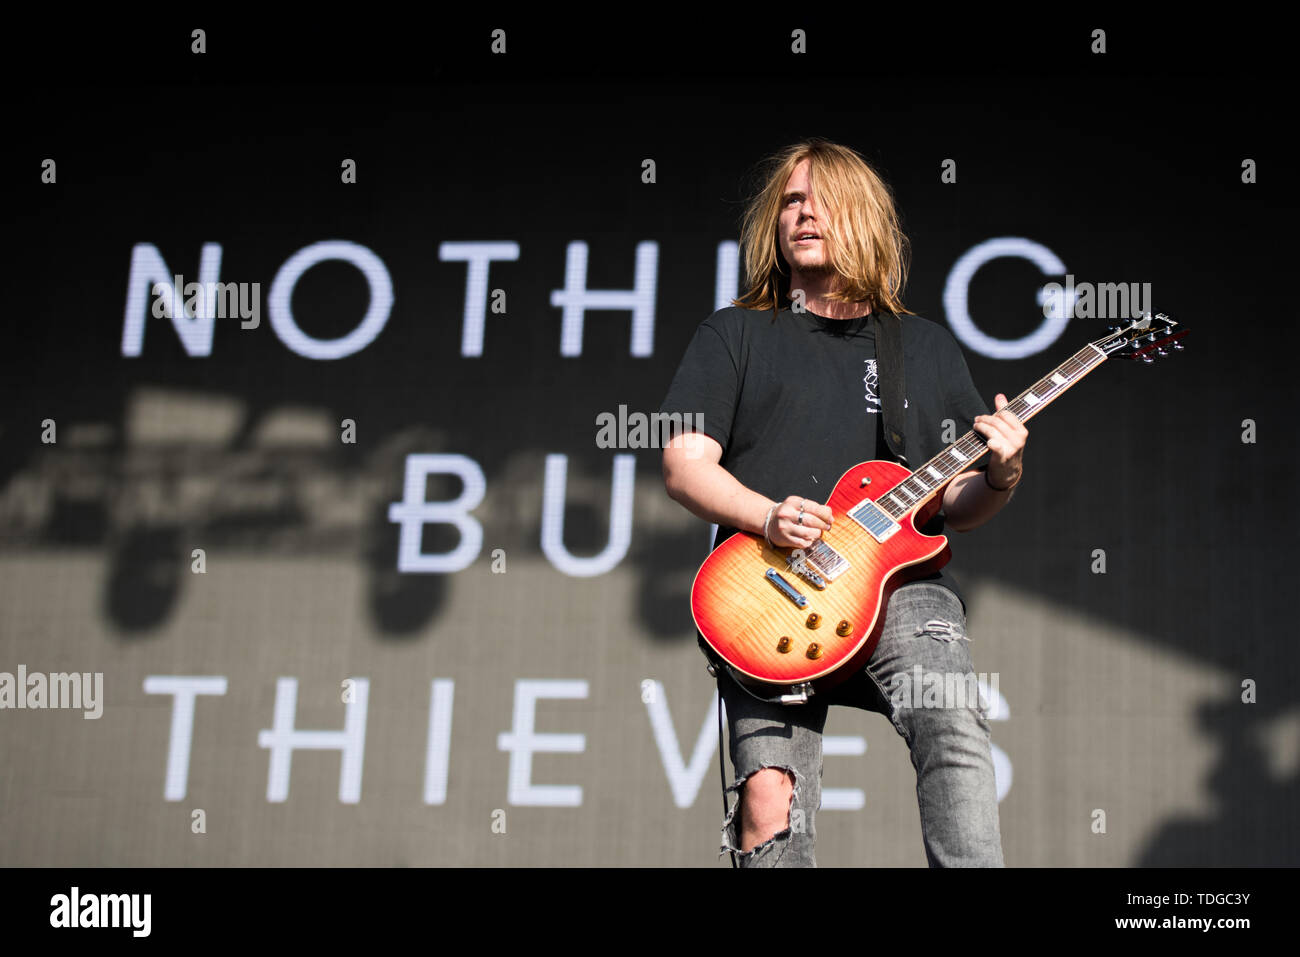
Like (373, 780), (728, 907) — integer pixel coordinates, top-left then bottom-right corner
(871, 309), (908, 464)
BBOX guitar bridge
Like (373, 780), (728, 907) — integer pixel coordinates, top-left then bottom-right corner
(786, 549), (827, 589)
(799, 541), (849, 581)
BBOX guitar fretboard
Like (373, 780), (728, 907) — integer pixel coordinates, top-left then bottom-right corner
(874, 342), (1109, 519)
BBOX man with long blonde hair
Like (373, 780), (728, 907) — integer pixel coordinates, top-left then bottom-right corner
(659, 138), (1027, 866)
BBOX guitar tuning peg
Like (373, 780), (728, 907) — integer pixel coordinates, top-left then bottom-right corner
(1141, 354), (1155, 364)
(1156, 347), (1168, 357)
(1172, 341), (1184, 351)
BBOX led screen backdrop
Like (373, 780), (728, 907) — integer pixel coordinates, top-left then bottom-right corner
(3, 19), (1295, 867)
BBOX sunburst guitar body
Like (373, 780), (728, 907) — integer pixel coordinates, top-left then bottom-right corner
(692, 460), (948, 700)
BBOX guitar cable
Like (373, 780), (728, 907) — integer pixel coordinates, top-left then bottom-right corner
(717, 684), (738, 868)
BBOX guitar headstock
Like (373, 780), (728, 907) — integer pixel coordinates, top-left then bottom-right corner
(1095, 312), (1188, 364)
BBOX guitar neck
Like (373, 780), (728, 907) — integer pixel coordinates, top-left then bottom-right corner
(875, 341), (1111, 519)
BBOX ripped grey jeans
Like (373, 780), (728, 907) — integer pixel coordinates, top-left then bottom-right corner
(711, 581), (1004, 867)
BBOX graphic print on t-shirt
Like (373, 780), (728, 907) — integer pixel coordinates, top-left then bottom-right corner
(863, 358), (881, 413)
(864, 358), (906, 413)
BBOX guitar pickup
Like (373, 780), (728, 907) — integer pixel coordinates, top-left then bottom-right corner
(847, 498), (900, 544)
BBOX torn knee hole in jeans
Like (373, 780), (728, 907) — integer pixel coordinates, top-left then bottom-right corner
(913, 619), (968, 642)
(720, 765), (799, 858)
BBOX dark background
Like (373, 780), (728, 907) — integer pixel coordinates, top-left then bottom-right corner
(2, 13), (1295, 866)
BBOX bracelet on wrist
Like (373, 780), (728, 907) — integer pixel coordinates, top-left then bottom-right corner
(762, 503), (778, 546)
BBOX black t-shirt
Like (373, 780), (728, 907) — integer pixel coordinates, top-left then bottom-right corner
(658, 304), (990, 612)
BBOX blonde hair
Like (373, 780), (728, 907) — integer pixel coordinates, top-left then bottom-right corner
(732, 138), (912, 317)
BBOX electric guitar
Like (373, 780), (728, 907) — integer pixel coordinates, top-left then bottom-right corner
(691, 313), (1187, 704)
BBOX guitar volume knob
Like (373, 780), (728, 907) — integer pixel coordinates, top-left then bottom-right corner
(806, 613), (821, 629)
(805, 642), (823, 659)
(777, 637), (792, 654)
(835, 620), (853, 637)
